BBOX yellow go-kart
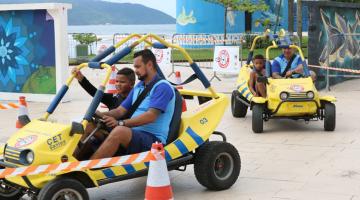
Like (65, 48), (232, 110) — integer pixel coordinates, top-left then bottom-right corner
(231, 30), (336, 133)
(0, 34), (240, 200)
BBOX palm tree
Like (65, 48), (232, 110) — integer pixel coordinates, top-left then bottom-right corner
(288, 0), (294, 34)
(296, 0), (302, 45)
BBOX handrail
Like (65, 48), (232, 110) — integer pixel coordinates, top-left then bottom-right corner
(131, 34), (219, 98)
(42, 62), (113, 125)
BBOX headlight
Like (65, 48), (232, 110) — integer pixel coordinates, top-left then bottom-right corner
(307, 91), (315, 99)
(25, 151), (34, 164)
(280, 92), (289, 100)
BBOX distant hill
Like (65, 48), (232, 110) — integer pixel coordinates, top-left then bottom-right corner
(0, 0), (176, 25)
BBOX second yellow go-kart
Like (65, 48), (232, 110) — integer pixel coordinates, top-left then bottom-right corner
(231, 30), (336, 133)
(0, 34), (240, 200)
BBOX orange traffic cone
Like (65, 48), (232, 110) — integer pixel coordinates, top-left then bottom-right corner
(145, 143), (173, 200)
(174, 71), (187, 112)
(101, 65), (117, 108)
(16, 96), (29, 129)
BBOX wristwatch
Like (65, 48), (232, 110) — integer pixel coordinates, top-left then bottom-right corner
(118, 120), (125, 126)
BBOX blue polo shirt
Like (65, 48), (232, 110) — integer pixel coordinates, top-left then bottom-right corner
(272, 54), (303, 77)
(121, 75), (175, 144)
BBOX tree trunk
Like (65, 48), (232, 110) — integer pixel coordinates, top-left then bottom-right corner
(297, 0), (303, 46)
(288, 0), (294, 34)
(274, 0), (283, 33)
(224, 6), (227, 45)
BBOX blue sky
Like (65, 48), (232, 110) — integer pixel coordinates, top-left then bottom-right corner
(104, 0), (176, 18)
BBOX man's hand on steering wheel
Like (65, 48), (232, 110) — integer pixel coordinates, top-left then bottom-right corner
(103, 115), (118, 128)
(285, 70), (293, 78)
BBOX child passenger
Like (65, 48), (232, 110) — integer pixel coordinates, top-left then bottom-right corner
(249, 54), (266, 98)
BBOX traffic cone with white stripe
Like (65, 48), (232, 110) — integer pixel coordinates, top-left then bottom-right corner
(101, 65), (117, 108)
(16, 96), (30, 129)
(174, 71), (187, 112)
(145, 142), (173, 200)
(106, 66), (117, 94)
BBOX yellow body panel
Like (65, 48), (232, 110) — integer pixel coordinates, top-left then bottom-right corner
(1, 34), (229, 191)
(235, 60), (336, 117)
(4, 120), (82, 188)
(236, 66), (254, 101)
(86, 92), (229, 182)
(320, 96), (337, 103)
(2, 92), (228, 188)
(266, 78), (320, 116)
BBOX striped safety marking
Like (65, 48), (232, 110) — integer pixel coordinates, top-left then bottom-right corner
(308, 64), (360, 74)
(0, 127), (205, 178)
(0, 103), (19, 110)
(173, 140), (189, 155)
(237, 81), (253, 101)
(186, 127), (204, 145)
(0, 151), (153, 178)
(165, 127), (204, 160)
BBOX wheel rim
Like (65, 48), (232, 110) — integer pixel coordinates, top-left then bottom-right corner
(51, 188), (83, 200)
(213, 152), (234, 181)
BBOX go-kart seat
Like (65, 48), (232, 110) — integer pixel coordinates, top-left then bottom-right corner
(166, 88), (183, 144)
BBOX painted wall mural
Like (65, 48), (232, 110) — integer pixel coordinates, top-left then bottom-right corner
(177, 6), (197, 26)
(0, 10), (56, 94)
(319, 9), (360, 65)
(317, 7), (360, 88)
(176, 0), (244, 34)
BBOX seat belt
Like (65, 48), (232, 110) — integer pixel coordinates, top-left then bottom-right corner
(281, 55), (296, 77)
(121, 76), (161, 120)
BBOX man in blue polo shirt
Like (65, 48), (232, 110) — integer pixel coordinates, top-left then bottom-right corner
(90, 49), (175, 159)
(272, 48), (316, 80)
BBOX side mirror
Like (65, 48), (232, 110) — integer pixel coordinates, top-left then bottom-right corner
(257, 76), (268, 84)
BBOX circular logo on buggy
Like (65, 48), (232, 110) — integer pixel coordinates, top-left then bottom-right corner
(14, 135), (38, 148)
(216, 49), (230, 68)
(290, 84), (304, 92)
(153, 49), (163, 63)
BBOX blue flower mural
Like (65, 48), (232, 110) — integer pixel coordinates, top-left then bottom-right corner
(0, 18), (29, 85)
(0, 10), (56, 94)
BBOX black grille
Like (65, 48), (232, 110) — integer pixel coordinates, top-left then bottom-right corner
(4, 146), (22, 165)
(289, 92), (307, 99)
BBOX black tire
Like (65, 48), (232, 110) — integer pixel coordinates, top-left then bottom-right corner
(324, 103), (336, 131)
(231, 91), (248, 118)
(38, 177), (89, 200)
(0, 180), (23, 200)
(252, 104), (264, 133)
(194, 141), (241, 191)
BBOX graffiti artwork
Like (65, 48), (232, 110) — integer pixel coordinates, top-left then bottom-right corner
(317, 7), (360, 88)
(319, 9), (360, 65)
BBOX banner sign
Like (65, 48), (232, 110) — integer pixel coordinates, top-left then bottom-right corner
(213, 46), (240, 73)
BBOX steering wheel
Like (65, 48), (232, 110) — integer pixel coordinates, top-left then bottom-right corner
(92, 113), (106, 129)
(286, 72), (304, 79)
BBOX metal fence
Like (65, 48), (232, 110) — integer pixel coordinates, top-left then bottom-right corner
(69, 32), (310, 82)
(68, 33), (99, 58)
(324, 33), (360, 90)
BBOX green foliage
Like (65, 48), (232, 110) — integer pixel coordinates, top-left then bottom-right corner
(205, 0), (268, 12)
(73, 33), (101, 45)
(254, 18), (274, 30)
(242, 34), (273, 49)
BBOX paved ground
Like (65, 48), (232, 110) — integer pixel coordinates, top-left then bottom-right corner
(1, 64), (360, 200)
